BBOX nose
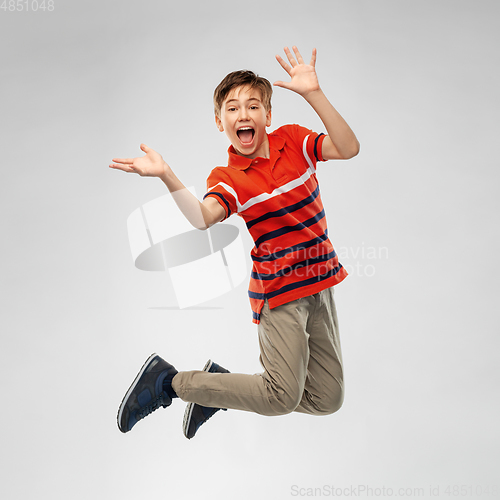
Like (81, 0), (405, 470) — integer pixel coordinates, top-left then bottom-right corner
(238, 107), (249, 120)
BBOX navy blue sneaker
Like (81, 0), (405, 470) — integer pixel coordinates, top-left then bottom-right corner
(182, 359), (230, 439)
(117, 353), (178, 433)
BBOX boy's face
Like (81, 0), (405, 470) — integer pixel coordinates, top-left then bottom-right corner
(215, 85), (272, 159)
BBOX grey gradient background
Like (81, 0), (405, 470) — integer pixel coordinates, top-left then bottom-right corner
(1, 1), (499, 499)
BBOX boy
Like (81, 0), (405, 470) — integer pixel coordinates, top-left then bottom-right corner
(110, 46), (359, 439)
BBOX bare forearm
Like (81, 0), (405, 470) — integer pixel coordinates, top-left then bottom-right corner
(304, 89), (359, 159)
(110, 145), (222, 227)
(159, 165), (215, 230)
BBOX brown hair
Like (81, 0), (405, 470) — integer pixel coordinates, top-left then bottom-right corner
(213, 70), (273, 117)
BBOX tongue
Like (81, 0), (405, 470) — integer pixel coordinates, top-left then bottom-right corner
(239, 130), (253, 144)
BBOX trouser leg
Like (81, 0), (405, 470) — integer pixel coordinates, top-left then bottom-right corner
(294, 286), (344, 415)
(172, 287), (343, 416)
(172, 296), (310, 416)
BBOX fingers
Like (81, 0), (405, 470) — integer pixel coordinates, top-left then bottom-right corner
(275, 54), (292, 75)
(109, 154), (138, 173)
(111, 157), (135, 165)
(283, 46), (297, 67)
(292, 46), (304, 64)
(111, 143), (149, 165)
(278, 46), (315, 68)
(309, 47), (317, 67)
(273, 80), (291, 90)
(109, 162), (136, 173)
(109, 143), (152, 175)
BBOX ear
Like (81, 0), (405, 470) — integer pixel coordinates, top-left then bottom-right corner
(266, 109), (272, 128)
(215, 114), (224, 132)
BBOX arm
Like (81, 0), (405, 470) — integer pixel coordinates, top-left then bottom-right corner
(274, 46), (360, 160)
(109, 144), (226, 230)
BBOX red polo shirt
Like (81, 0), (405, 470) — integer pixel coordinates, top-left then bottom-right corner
(203, 124), (348, 324)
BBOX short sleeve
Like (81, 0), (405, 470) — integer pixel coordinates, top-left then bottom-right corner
(275, 124), (327, 173)
(307, 130), (327, 163)
(203, 167), (238, 221)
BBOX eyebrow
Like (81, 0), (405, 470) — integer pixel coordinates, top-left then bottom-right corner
(225, 97), (262, 105)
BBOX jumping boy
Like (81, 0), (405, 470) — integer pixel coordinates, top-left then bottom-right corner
(110, 46), (359, 439)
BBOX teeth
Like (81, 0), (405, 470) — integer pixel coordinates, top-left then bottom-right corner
(238, 127), (253, 131)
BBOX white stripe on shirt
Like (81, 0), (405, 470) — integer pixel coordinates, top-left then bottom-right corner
(208, 135), (316, 214)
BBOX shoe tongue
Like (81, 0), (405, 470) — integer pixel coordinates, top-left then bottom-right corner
(239, 129), (253, 143)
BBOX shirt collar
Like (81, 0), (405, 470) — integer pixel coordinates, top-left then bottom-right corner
(227, 133), (286, 170)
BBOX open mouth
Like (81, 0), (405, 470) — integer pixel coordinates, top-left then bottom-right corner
(236, 127), (255, 145)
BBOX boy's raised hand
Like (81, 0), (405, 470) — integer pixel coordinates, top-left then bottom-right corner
(109, 144), (168, 178)
(274, 46), (321, 97)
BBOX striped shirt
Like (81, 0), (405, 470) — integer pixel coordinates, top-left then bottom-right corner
(203, 124), (348, 324)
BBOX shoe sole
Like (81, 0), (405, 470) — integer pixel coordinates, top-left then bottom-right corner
(182, 359), (213, 439)
(117, 353), (159, 433)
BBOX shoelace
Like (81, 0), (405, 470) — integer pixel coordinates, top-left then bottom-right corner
(137, 394), (166, 420)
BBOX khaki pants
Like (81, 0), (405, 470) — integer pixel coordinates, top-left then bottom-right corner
(172, 286), (344, 416)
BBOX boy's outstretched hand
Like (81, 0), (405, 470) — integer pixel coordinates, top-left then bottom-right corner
(109, 144), (168, 179)
(274, 46), (321, 98)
